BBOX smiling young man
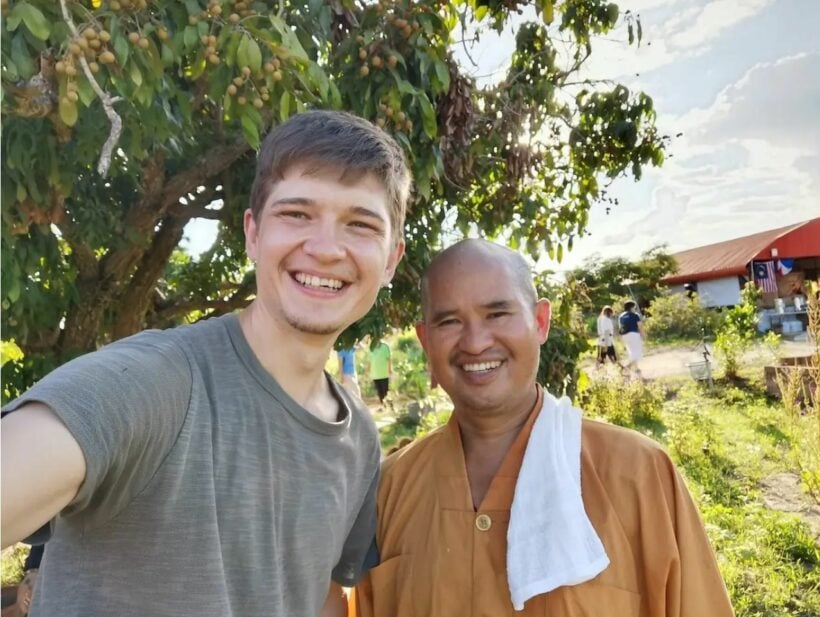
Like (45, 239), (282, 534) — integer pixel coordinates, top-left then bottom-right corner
(1, 111), (408, 617)
(352, 239), (733, 617)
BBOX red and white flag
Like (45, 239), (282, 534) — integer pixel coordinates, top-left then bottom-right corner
(754, 261), (777, 294)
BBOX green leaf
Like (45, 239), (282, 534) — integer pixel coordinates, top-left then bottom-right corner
(114, 35), (130, 65)
(129, 61), (143, 87)
(59, 97), (78, 127)
(280, 90), (291, 122)
(1, 340), (25, 367)
(307, 63), (329, 100)
(6, 278), (21, 304)
(433, 58), (450, 92)
(417, 93), (436, 139)
(269, 15), (309, 63)
(240, 112), (260, 149)
(75, 76), (96, 106)
(184, 25), (198, 50)
(12, 2), (51, 41)
(246, 38), (262, 73)
(10, 33), (35, 79)
(237, 35), (249, 70)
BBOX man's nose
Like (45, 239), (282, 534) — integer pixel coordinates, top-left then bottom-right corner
(459, 321), (494, 355)
(302, 220), (346, 261)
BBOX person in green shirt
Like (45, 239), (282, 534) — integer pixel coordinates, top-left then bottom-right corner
(369, 340), (392, 405)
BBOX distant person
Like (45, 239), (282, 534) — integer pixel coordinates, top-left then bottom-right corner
(369, 339), (392, 406)
(596, 305), (618, 367)
(338, 347), (362, 399)
(619, 300), (644, 379)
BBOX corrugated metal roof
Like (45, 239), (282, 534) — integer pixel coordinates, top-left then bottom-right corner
(663, 220), (814, 284)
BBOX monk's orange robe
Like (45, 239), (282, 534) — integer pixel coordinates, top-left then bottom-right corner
(353, 396), (734, 617)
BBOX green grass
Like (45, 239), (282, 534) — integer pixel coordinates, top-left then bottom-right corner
(618, 375), (820, 616)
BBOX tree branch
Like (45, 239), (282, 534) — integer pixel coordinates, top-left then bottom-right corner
(59, 0), (123, 177)
(159, 140), (252, 212)
(151, 277), (256, 326)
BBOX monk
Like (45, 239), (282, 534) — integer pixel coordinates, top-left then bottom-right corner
(353, 239), (734, 617)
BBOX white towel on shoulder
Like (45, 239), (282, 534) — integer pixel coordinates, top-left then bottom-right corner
(506, 391), (610, 611)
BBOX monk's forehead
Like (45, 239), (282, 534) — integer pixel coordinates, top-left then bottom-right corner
(429, 248), (511, 282)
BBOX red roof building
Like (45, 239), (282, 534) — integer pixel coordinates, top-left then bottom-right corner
(662, 218), (820, 309)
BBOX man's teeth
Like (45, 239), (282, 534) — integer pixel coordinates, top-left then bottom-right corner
(295, 273), (344, 290)
(462, 361), (502, 373)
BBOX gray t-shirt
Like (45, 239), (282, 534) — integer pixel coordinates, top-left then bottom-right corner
(3, 314), (380, 616)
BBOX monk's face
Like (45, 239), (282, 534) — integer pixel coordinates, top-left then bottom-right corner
(417, 253), (550, 417)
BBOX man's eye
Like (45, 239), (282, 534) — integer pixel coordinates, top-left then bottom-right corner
(488, 312), (509, 319)
(350, 220), (380, 232)
(437, 319), (458, 327)
(280, 210), (307, 219)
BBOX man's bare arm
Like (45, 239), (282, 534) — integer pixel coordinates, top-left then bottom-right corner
(318, 582), (347, 617)
(1, 403), (86, 548)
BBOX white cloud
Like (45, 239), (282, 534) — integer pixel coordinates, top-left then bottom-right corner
(584, 0), (775, 82)
(554, 50), (820, 269)
(667, 0), (774, 48)
(689, 53), (820, 151)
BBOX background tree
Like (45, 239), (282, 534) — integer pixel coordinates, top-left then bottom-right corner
(1, 0), (667, 400)
(566, 244), (677, 318)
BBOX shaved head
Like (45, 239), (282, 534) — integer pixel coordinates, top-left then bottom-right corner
(420, 239), (538, 319)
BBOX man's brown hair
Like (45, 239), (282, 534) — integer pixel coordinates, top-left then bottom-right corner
(249, 110), (411, 245)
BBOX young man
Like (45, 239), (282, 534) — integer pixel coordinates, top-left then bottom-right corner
(619, 300), (645, 379)
(353, 239), (733, 617)
(1, 111), (409, 616)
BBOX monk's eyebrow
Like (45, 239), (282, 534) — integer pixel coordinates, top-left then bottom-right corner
(483, 300), (513, 310)
(430, 308), (457, 323)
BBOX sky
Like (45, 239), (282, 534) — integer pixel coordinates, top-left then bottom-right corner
(183, 0), (820, 273)
(520, 0), (820, 272)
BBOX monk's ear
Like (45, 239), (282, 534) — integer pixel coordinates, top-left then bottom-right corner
(415, 321), (428, 353)
(534, 299), (551, 344)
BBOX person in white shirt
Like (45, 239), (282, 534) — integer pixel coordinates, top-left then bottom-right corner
(595, 305), (618, 367)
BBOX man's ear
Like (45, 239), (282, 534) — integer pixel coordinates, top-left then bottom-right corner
(382, 240), (406, 286)
(415, 321), (428, 354)
(244, 208), (259, 263)
(535, 298), (551, 344)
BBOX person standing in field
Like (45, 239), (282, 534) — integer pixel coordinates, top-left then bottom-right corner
(596, 305), (618, 367)
(369, 339), (392, 406)
(338, 346), (362, 399)
(1, 110), (410, 617)
(619, 300), (644, 379)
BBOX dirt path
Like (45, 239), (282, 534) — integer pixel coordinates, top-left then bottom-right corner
(635, 340), (813, 380)
(759, 473), (820, 543)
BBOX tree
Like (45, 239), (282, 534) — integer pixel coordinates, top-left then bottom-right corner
(1, 0), (667, 400)
(566, 245), (677, 315)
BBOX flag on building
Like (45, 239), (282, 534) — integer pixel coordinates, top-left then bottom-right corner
(776, 258), (795, 275)
(754, 261), (777, 294)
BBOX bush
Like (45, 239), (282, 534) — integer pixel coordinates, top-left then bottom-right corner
(643, 292), (721, 341)
(392, 331), (430, 400)
(714, 283), (760, 378)
(576, 376), (665, 428)
(535, 276), (591, 398)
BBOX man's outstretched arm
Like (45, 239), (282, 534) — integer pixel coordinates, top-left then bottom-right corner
(319, 582), (347, 617)
(1, 403), (86, 548)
